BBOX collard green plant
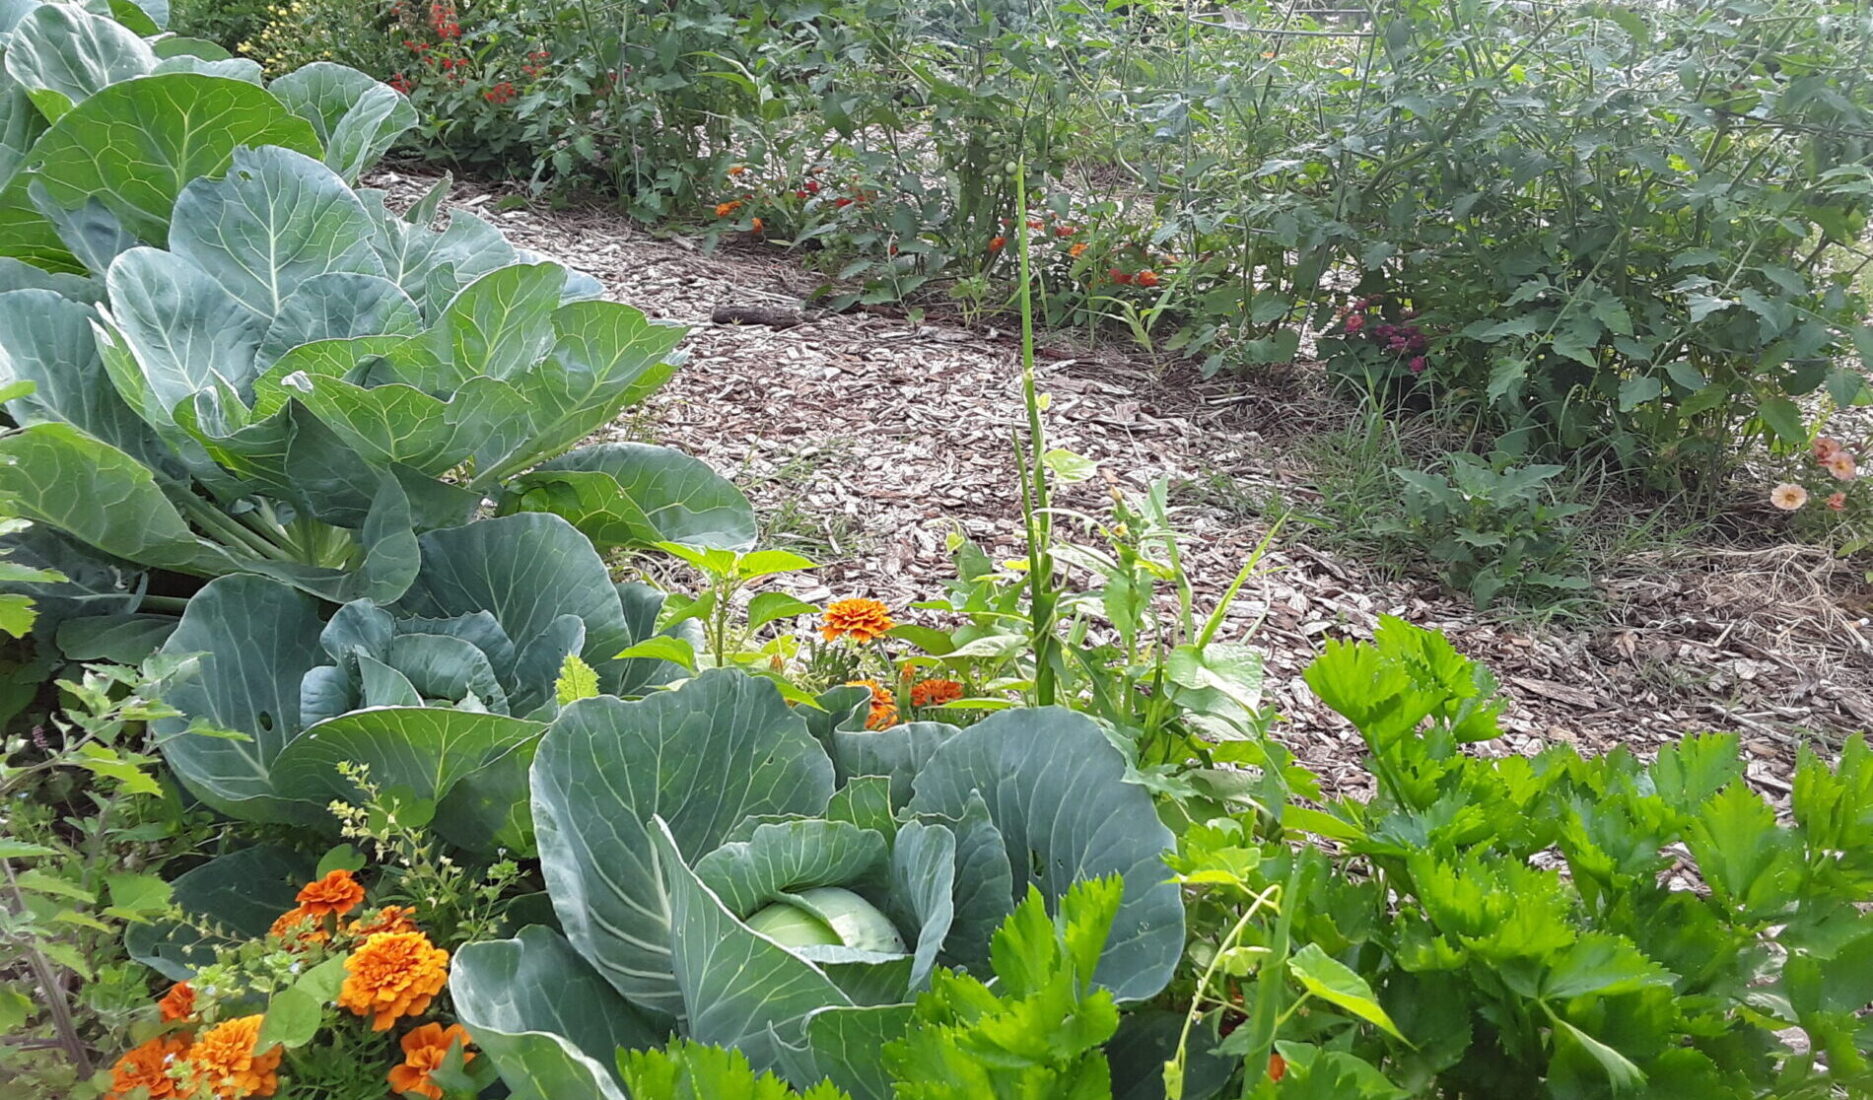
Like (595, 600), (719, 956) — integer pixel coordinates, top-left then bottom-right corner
(450, 669), (1185, 1100)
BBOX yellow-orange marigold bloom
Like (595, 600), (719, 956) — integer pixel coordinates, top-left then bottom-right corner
(388, 1022), (477, 1100)
(1825, 451), (1857, 481)
(727, 164), (746, 176)
(1770, 483), (1808, 511)
(715, 200), (742, 217)
(1068, 242), (1087, 258)
(821, 598), (895, 644)
(108, 1034), (189, 1099)
(268, 905), (329, 950)
(910, 679), (965, 708)
(338, 931), (450, 1031)
(296, 869), (365, 917)
(846, 679), (898, 730)
(187, 1015), (281, 1099)
(158, 980), (195, 1022)
(346, 904), (418, 938)
(751, 216), (764, 234)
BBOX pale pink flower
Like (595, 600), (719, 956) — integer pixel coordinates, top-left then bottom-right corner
(1824, 451), (1857, 481)
(1770, 483), (1808, 511)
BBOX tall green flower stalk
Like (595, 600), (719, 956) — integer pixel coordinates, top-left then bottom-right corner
(1013, 161), (1061, 706)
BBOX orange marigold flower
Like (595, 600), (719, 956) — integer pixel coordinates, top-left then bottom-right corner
(1825, 451), (1857, 481)
(846, 680), (898, 730)
(1135, 269), (1160, 287)
(1268, 1052), (1287, 1081)
(268, 905), (330, 950)
(388, 1022), (476, 1100)
(988, 236), (1006, 253)
(1813, 436), (1844, 462)
(727, 164), (746, 176)
(188, 1015), (282, 1099)
(1068, 242), (1087, 258)
(338, 931), (450, 1031)
(1770, 482), (1808, 511)
(1828, 491), (1848, 511)
(750, 216), (764, 234)
(296, 869), (365, 918)
(109, 1034), (190, 1099)
(715, 200), (742, 217)
(158, 981), (195, 1022)
(346, 904), (418, 938)
(821, 598), (895, 644)
(910, 679), (964, 708)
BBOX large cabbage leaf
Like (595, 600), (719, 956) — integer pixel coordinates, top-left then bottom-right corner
(906, 707), (1185, 1002)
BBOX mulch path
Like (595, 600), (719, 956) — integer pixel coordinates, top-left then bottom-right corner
(373, 169), (1873, 800)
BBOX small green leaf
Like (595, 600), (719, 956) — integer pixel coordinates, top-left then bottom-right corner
(1043, 448), (1098, 483)
(735, 549), (818, 579)
(614, 635), (697, 671)
(103, 872), (171, 922)
(747, 592), (820, 631)
(0, 840), (58, 860)
(256, 985), (322, 1050)
(556, 654), (601, 705)
(1756, 396), (1806, 444)
(1552, 1018), (1646, 1090)
(315, 844), (365, 880)
(294, 954), (348, 1003)
(1288, 943), (1409, 1042)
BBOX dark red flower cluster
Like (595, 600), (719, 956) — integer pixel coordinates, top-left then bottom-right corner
(428, 1), (461, 38)
(483, 81), (517, 104)
(1343, 295), (1431, 374)
(389, 72), (414, 94)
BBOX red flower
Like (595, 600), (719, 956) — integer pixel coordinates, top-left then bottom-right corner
(1053, 225), (1076, 237)
(804, 179), (820, 194)
(389, 73), (413, 94)
(1135, 269), (1160, 287)
(1344, 313), (1365, 333)
(483, 81), (517, 104)
(988, 236), (1006, 253)
(834, 197), (853, 209)
(1109, 268), (1131, 284)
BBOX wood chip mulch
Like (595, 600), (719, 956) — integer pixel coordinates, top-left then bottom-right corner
(374, 170), (1873, 802)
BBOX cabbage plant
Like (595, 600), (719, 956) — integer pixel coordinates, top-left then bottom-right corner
(145, 512), (678, 840)
(0, 0), (752, 661)
(449, 669), (1186, 1100)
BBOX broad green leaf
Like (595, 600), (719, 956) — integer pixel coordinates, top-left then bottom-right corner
(109, 0), (168, 34)
(4, 3), (154, 120)
(154, 573), (329, 824)
(417, 261), (563, 389)
(652, 818), (855, 1068)
(168, 145), (384, 317)
(103, 247), (268, 431)
(25, 73), (321, 245)
(432, 738), (537, 857)
(271, 707), (543, 810)
(906, 707), (1184, 1002)
(283, 370), (530, 476)
(256, 272), (420, 368)
(0, 288), (164, 463)
(1539, 933), (1675, 1000)
(1288, 943), (1407, 1042)
(28, 180), (137, 271)
(125, 846), (315, 980)
(828, 722), (957, 808)
(0, 179), (79, 272)
(452, 925), (664, 1100)
(0, 421), (234, 574)
(499, 443), (755, 551)
(530, 670), (835, 1018)
(395, 513), (649, 707)
(0, 65), (47, 192)
(886, 820), (956, 992)
(265, 62), (416, 184)
(695, 820), (890, 918)
(796, 1004), (915, 1100)
(102, 870), (170, 920)
(1756, 395), (1806, 445)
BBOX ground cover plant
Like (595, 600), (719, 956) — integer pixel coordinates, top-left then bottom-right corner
(3, 0), (1872, 1098)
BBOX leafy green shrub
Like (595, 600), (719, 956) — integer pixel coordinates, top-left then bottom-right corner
(1380, 452), (1590, 608)
(1177, 617), (1873, 1098)
(168, 0), (272, 57)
